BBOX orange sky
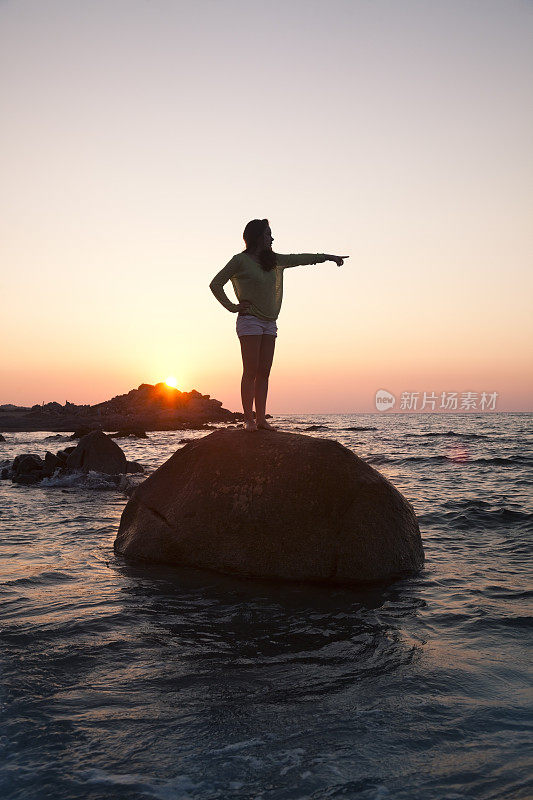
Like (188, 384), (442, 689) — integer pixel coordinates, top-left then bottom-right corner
(1, 0), (532, 413)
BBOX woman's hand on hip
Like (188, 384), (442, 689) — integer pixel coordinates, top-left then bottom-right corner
(235, 301), (252, 313)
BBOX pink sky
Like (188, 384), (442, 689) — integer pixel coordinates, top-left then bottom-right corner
(1, 0), (532, 413)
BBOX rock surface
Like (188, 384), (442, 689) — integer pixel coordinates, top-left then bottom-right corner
(114, 429), (424, 585)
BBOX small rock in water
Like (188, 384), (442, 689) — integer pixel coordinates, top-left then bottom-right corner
(12, 453), (46, 484)
(343, 426), (378, 432)
(126, 461), (144, 474)
(13, 473), (41, 486)
(12, 453), (44, 474)
(70, 427), (102, 440)
(66, 431), (127, 475)
(44, 451), (62, 475)
(4, 432), (143, 487)
(111, 427), (148, 439)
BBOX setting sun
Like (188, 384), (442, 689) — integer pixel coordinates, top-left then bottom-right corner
(165, 376), (178, 389)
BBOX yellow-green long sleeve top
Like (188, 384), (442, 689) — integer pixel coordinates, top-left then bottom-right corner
(209, 251), (328, 321)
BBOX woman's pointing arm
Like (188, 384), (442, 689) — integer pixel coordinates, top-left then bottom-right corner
(275, 253), (349, 268)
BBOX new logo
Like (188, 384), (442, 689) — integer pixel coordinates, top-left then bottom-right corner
(375, 389), (395, 411)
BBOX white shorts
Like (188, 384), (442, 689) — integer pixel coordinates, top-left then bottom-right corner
(236, 313), (278, 338)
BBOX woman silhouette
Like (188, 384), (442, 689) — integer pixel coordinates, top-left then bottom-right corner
(210, 219), (348, 431)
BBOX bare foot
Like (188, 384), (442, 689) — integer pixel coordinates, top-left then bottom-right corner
(243, 419), (258, 431)
(256, 420), (278, 431)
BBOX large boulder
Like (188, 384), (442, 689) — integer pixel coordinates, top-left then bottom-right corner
(114, 430), (424, 585)
(66, 430), (127, 474)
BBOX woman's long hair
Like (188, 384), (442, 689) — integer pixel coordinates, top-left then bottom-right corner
(242, 218), (277, 272)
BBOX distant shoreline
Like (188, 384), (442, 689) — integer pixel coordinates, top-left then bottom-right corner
(0, 414), (229, 433)
(0, 409), (528, 435)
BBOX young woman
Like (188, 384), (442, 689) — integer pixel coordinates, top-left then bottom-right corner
(209, 218), (348, 431)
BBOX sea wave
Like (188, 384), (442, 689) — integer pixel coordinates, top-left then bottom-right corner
(1, 570), (77, 588)
(1, 412), (531, 800)
(342, 426), (378, 432)
(418, 503), (533, 531)
(302, 424), (330, 431)
(405, 430), (488, 439)
(39, 469), (143, 494)
(366, 454), (533, 467)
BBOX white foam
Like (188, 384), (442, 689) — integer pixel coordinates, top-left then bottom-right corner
(211, 737), (265, 753)
(78, 769), (203, 799)
(373, 786), (391, 799)
(40, 469), (117, 490)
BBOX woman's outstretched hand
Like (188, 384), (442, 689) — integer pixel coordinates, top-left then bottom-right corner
(325, 254), (349, 266)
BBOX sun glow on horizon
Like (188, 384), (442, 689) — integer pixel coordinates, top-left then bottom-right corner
(165, 376), (178, 389)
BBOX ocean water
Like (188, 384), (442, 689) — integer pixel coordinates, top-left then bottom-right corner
(0, 413), (531, 800)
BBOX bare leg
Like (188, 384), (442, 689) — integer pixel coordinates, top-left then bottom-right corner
(255, 334), (277, 429)
(239, 335), (262, 430)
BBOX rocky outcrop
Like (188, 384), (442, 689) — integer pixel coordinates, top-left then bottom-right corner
(0, 382), (243, 432)
(114, 429), (424, 586)
(66, 431), (127, 474)
(1, 431), (144, 484)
